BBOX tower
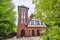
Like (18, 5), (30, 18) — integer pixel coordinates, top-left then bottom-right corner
(17, 5), (29, 37)
(18, 5), (29, 24)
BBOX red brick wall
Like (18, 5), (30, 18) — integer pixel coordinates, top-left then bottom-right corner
(17, 24), (46, 37)
(17, 7), (29, 37)
(17, 24), (27, 37)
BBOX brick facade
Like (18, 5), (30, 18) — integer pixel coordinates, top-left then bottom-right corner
(17, 5), (46, 37)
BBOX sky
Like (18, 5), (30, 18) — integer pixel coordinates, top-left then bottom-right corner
(12, 0), (35, 25)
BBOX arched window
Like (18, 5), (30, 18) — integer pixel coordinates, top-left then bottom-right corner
(32, 30), (35, 36)
(37, 30), (40, 36)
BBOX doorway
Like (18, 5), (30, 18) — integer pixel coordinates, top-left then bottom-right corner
(21, 30), (25, 37)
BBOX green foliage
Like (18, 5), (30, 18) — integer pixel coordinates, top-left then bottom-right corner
(0, 0), (16, 37)
(33, 0), (60, 40)
(29, 13), (34, 18)
(42, 26), (59, 40)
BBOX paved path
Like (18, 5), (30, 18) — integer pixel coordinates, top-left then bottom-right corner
(5, 36), (42, 40)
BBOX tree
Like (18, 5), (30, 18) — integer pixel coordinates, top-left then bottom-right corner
(33, 0), (60, 40)
(29, 13), (34, 18)
(0, 0), (16, 37)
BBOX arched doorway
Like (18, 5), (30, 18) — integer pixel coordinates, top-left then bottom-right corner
(21, 30), (25, 37)
(32, 30), (35, 36)
(37, 30), (40, 36)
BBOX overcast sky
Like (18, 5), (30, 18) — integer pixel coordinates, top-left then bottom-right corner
(12, 0), (35, 25)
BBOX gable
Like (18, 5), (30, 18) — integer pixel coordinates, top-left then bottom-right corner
(27, 18), (46, 27)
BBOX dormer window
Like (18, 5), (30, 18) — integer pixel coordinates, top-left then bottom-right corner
(31, 20), (34, 25)
(35, 20), (40, 25)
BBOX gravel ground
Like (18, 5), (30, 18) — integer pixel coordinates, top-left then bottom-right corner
(5, 36), (42, 40)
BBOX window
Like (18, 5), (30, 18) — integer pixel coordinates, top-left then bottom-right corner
(32, 30), (35, 36)
(24, 19), (26, 23)
(23, 12), (25, 19)
(37, 30), (40, 36)
(21, 19), (26, 24)
(35, 20), (40, 25)
(31, 20), (34, 25)
(21, 12), (26, 19)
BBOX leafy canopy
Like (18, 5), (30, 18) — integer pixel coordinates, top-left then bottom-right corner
(0, 0), (16, 37)
(33, 0), (60, 40)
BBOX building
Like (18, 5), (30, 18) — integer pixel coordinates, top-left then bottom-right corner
(17, 5), (46, 37)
